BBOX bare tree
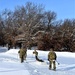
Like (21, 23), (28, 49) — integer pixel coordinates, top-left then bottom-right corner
(13, 2), (45, 48)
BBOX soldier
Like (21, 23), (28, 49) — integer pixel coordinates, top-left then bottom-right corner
(18, 47), (27, 63)
(48, 47), (57, 71)
(33, 49), (38, 60)
(33, 49), (44, 62)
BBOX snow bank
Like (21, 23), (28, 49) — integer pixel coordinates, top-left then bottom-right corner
(0, 47), (75, 75)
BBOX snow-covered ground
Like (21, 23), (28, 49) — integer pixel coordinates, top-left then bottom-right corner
(0, 47), (75, 75)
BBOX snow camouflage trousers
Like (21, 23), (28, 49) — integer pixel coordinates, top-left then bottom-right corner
(20, 56), (24, 63)
(49, 60), (56, 70)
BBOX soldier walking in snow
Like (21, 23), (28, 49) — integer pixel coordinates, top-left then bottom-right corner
(18, 46), (27, 63)
(48, 47), (57, 71)
(33, 49), (44, 62)
(33, 49), (38, 60)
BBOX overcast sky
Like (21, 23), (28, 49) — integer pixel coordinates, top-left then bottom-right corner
(0, 0), (75, 20)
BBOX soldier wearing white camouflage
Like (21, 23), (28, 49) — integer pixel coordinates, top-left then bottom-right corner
(33, 49), (38, 59)
(48, 47), (57, 71)
(18, 46), (27, 63)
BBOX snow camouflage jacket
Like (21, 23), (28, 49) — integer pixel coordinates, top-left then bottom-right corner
(18, 49), (26, 58)
(48, 51), (57, 60)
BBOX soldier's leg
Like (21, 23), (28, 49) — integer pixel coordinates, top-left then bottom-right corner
(53, 61), (56, 70)
(21, 58), (23, 63)
(21, 56), (24, 63)
(35, 56), (38, 60)
(25, 53), (27, 60)
(24, 54), (26, 60)
(49, 61), (52, 70)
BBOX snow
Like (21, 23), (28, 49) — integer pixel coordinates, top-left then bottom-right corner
(0, 47), (75, 75)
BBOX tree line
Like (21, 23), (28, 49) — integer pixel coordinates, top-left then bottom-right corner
(0, 2), (75, 51)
